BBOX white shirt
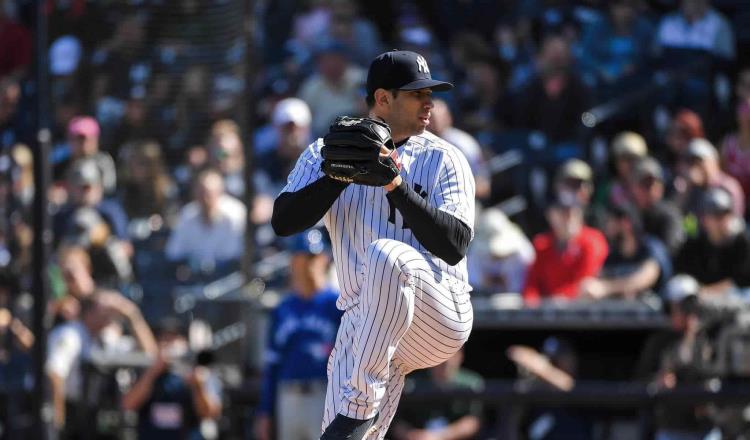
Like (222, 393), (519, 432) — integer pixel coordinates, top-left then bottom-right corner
(282, 131), (476, 311)
(46, 321), (93, 401)
(165, 194), (247, 263)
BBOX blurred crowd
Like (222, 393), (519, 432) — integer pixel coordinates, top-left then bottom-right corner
(0, 0), (750, 438)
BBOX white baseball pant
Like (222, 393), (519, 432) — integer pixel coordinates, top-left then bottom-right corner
(321, 239), (473, 439)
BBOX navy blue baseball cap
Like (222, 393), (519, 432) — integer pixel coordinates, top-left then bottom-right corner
(366, 50), (453, 98)
(288, 228), (330, 255)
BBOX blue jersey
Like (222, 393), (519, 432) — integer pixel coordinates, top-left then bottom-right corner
(258, 287), (342, 415)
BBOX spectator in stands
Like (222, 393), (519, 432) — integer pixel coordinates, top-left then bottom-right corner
(507, 337), (594, 440)
(555, 159), (594, 207)
(0, 4), (31, 82)
(391, 348), (484, 440)
(0, 270), (31, 346)
(508, 337), (577, 392)
(119, 140), (177, 223)
(2, 145), (34, 275)
(256, 97), (313, 190)
(579, 0), (653, 92)
(172, 67), (212, 161)
(655, 0), (735, 61)
(9, 143), (33, 211)
(173, 145), (209, 204)
(47, 290), (156, 435)
(55, 116), (117, 195)
(429, 99), (490, 200)
(579, 204), (671, 300)
(736, 67), (750, 101)
(121, 317), (222, 440)
(165, 169), (246, 273)
(628, 157), (686, 255)
(0, 77), (25, 149)
(515, 35), (591, 144)
(468, 208), (534, 295)
(298, 40), (366, 137)
(208, 119), (246, 199)
(493, 20), (536, 91)
(552, 158), (607, 231)
(289, 0), (333, 54)
(459, 57), (505, 138)
(0, 270), (33, 437)
(327, 0), (382, 67)
(523, 193), (609, 306)
(54, 159), (129, 245)
(720, 97), (750, 213)
(665, 109), (704, 168)
(49, 35), (83, 107)
(50, 245), (96, 323)
(255, 229), (341, 440)
(636, 275), (714, 440)
(678, 138), (745, 218)
(607, 131), (648, 208)
(674, 188), (750, 295)
(108, 93), (155, 159)
(90, 14), (150, 107)
(62, 206), (134, 287)
(655, 0), (734, 116)
(0, 271), (32, 354)
(254, 99), (314, 230)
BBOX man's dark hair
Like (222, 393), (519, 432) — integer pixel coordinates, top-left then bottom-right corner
(366, 89), (399, 108)
(608, 203), (643, 233)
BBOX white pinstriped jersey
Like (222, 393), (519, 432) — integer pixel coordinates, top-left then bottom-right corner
(281, 130), (476, 311)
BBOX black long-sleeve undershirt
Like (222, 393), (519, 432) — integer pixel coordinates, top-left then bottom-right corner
(271, 176), (349, 236)
(385, 180), (471, 266)
(271, 178), (471, 265)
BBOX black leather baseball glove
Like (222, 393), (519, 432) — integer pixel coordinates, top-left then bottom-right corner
(321, 116), (400, 187)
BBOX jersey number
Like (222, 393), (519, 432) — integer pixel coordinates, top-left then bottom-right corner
(387, 184), (428, 229)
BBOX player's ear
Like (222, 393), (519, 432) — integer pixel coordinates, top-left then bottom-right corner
(374, 88), (390, 107)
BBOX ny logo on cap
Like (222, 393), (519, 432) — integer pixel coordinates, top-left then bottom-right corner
(416, 55), (430, 74)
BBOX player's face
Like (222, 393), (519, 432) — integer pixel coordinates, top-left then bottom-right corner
(388, 88), (434, 139)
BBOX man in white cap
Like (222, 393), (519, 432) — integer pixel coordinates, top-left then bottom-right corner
(468, 208), (534, 294)
(256, 98), (314, 192)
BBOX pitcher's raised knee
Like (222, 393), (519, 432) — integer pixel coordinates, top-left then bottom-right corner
(364, 239), (424, 278)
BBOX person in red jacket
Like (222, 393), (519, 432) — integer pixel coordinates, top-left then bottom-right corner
(523, 192), (609, 306)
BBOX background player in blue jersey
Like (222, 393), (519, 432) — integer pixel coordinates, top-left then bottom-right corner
(255, 228), (343, 440)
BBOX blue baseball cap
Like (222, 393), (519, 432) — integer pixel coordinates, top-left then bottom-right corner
(366, 50), (453, 98)
(288, 228), (330, 255)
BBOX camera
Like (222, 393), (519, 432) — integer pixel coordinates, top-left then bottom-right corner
(679, 293), (750, 379)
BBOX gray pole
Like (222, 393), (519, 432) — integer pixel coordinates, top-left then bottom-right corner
(31, 0), (52, 438)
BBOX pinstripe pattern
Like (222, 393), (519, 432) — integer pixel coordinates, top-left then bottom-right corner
(282, 131), (475, 439)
